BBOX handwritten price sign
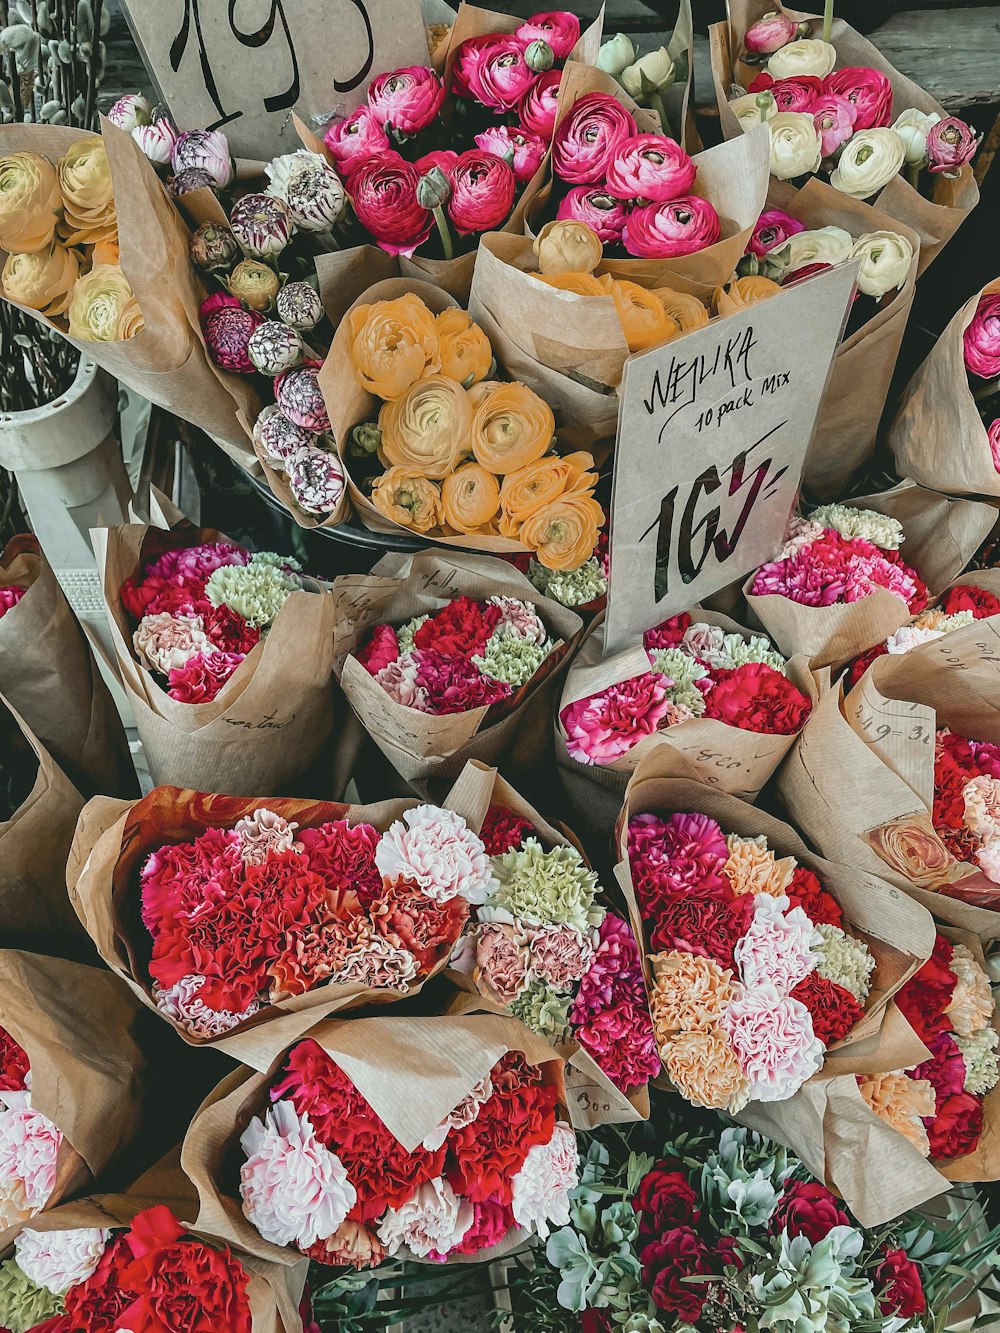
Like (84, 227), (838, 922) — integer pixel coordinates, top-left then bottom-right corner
(121, 0), (429, 159)
(604, 265), (857, 653)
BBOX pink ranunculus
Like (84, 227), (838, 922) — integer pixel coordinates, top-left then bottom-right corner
(367, 65), (445, 135)
(349, 152), (432, 257)
(323, 107), (391, 180)
(561, 672), (671, 765)
(964, 293), (1000, 379)
(414, 149), (459, 176)
(474, 125), (547, 183)
(744, 10), (800, 54)
(747, 208), (804, 258)
(606, 133), (697, 203)
(811, 93), (858, 156)
(374, 804), (495, 905)
(927, 116), (980, 174)
(552, 92), (637, 185)
(0, 585), (25, 618)
(515, 11), (581, 60)
(824, 67), (893, 130)
(519, 68), (562, 138)
(457, 35), (540, 112)
(721, 985), (825, 1100)
(987, 419), (1000, 473)
(623, 195), (721, 258)
(447, 150), (517, 234)
(556, 186), (629, 243)
(754, 74), (824, 114)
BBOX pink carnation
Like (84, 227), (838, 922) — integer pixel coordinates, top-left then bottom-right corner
(375, 805), (495, 905)
(574, 1000), (660, 1093)
(643, 613), (692, 651)
(412, 648), (512, 714)
(167, 650), (245, 703)
(561, 672), (671, 766)
(627, 812), (730, 911)
(476, 922), (529, 1003)
(751, 530), (920, 609)
(570, 914), (646, 1021)
(0, 585), (25, 617)
(721, 986), (824, 1101)
(527, 923), (594, 990)
(450, 1198), (513, 1256)
(733, 895), (820, 996)
(335, 935), (420, 991)
(144, 541), (249, 584)
(376, 654), (430, 711)
(0, 1093), (62, 1215)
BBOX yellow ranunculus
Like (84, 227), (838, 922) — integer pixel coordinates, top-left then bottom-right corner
(378, 375), (472, 479)
(67, 263), (134, 341)
(652, 287), (710, 334)
(532, 272), (607, 296)
(228, 259), (280, 310)
(116, 295), (145, 339)
(370, 467), (442, 533)
(0, 152), (61, 254)
(533, 219), (603, 275)
(435, 308), (493, 387)
(498, 451), (597, 537)
(441, 462), (501, 534)
(348, 293), (441, 399)
(714, 275), (782, 317)
(2, 244), (80, 316)
(607, 278), (678, 352)
(58, 139), (117, 246)
(469, 381), (554, 475)
(518, 490), (604, 571)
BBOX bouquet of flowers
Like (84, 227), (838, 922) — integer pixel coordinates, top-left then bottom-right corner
(181, 1016), (577, 1269)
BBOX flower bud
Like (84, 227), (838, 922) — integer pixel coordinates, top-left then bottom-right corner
(248, 320), (304, 376)
(276, 281), (323, 330)
(230, 192), (292, 259)
(597, 32), (636, 77)
(253, 405), (313, 467)
(288, 446), (345, 516)
(621, 47), (674, 99)
(744, 11), (803, 56)
(132, 117), (177, 166)
(108, 92), (152, 132)
(926, 116), (980, 175)
(524, 38), (554, 72)
(534, 218), (603, 275)
(416, 166), (451, 211)
(891, 108), (941, 167)
(350, 422), (383, 456)
(227, 259), (280, 311)
(189, 221), (238, 273)
(170, 167), (217, 196)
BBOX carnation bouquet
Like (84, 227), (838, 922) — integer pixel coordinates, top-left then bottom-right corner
(333, 551), (582, 796)
(891, 276), (1000, 498)
(707, 0), (980, 271)
(182, 1015), (577, 1270)
(746, 483), (995, 668)
(554, 607), (816, 843)
(93, 498), (339, 796)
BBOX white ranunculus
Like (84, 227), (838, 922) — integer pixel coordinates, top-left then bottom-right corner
(784, 225), (854, 270)
(621, 46), (674, 97)
(596, 31), (636, 76)
(766, 112), (823, 180)
(830, 127), (906, 198)
(765, 37), (837, 79)
(849, 229), (914, 298)
(731, 92), (777, 133)
(890, 107), (942, 166)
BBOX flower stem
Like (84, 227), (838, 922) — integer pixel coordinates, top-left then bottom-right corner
(432, 204), (454, 261)
(650, 89), (668, 135)
(906, 161), (922, 193)
(973, 375), (1000, 404)
(822, 0), (834, 42)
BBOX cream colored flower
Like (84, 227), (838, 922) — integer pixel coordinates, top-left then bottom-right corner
(784, 226), (854, 271)
(946, 944), (994, 1037)
(891, 107), (942, 167)
(767, 112), (823, 180)
(858, 1070), (934, 1157)
(723, 835), (795, 897)
(621, 47), (674, 97)
(0, 152), (62, 254)
(67, 264), (135, 342)
(849, 230), (913, 298)
(766, 38), (837, 80)
(731, 92), (777, 133)
(58, 138), (117, 245)
(116, 295), (144, 339)
(534, 218), (603, 275)
(2, 244), (80, 316)
(964, 775), (1000, 843)
(831, 128), (905, 199)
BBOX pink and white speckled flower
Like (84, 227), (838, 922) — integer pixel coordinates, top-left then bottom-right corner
(376, 654), (431, 712)
(377, 1177), (474, 1259)
(133, 611), (211, 675)
(720, 984), (823, 1100)
(733, 893), (821, 996)
(152, 974), (261, 1038)
(510, 1122), (578, 1239)
(15, 1227), (109, 1295)
(233, 808), (300, 864)
(488, 595), (548, 645)
(375, 806), (496, 905)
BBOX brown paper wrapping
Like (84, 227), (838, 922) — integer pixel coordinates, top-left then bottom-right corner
(745, 483), (997, 669)
(333, 550), (582, 799)
(612, 747), (941, 1224)
(181, 1013), (564, 1266)
(0, 121), (261, 464)
(91, 506), (339, 797)
(553, 608), (820, 846)
(708, 2), (979, 273)
(0, 535), (136, 799)
(0, 950), (148, 1250)
(890, 277), (1000, 498)
(525, 61), (770, 296)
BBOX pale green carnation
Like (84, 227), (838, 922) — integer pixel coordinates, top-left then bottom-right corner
(489, 838), (601, 933)
(510, 978), (571, 1042)
(810, 503), (903, 551)
(474, 628), (551, 688)
(816, 923), (875, 1003)
(528, 556), (607, 607)
(648, 647), (708, 715)
(936, 610), (974, 633)
(0, 1260), (65, 1333)
(248, 550), (302, 571)
(396, 614), (429, 655)
(956, 1026), (1000, 1095)
(205, 562), (298, 627)
(715, 632), (787, 675)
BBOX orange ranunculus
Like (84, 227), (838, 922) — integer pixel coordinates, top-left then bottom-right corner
(467, 379), (506, 410)
(714, 275), (782, 316)
(498, 451), (597, 537)
(469, 381), (554, 475)
(116, 295), (145, 339)
(435, 308), (493, 386)
(441, 463), (501, 534)
(378, 375), (472, 480)
(532, 272), (606, 297)
(518, 490), (604, 571)
(0, 152), (61, 254)
(653, 287), (710, 334)
(2, 243), (80, 316)
(57, 138), (117, 246)
(92, 235), (121, 266)
(348, 292), (441, 399)
(608, 278), (678, 352)
(370, 467), (442, 533)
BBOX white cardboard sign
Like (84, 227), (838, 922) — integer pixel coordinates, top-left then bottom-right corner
(121, 0), (429, 160)
(604, 264), (858, 654)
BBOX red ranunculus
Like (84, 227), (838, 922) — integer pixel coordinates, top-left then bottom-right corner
(895, 934), (956, 1044)
(770, 1180), (850, 1244)
(414, 148), (459, 176)
(480, 805), (535, 855)
(350, 153), (432, 257)
(824, 67), (893, 129)
(640, 1227), (711, 1322)
(940, 583), (1000, 620)
(785, 867), (843, 927)
(414, 596), (502, 658)
(749, 72), (824, 112)
(633, 1164), (700, 1236)
(701, 662), (812, 735)
(324, 107), (391, 180)
(790, 971), (864, 1045)
(515, 10), (581, 59)
(876, 1247), (927, 1317)
(447, 150), (517, 235)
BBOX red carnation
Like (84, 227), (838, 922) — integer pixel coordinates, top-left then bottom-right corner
(770, 1180), (850, 1244)
(927, 1090), (983, 1160)
(640, 1227), (711, 1322)
(648, 894), (751, 970)
(785, 867), (843, 927)
(876, 1246), (926, 1317)
(0, 1025), (29, 1091)
(298, 820), (382, 907)
(847, 642), (889, 689)
(895, 934), (957, 1045)
(63, 1233), (136, 1333)
(413, 596), (501, 658)
(940, 583), (1000, 620)
(643, 612), (692, 651)
(701, 662), (812, 735)
(633, 1163), (700, 1237)
(203, 603), (260, 656)
(480, 805), (535, 855)
(357, 624), (400, 675)
(167, 651), (245, 703)
(790, 972), (864, 1045)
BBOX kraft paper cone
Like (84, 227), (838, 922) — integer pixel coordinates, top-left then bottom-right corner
(333, 551), (582, 799)
(0, 535), (136, 799)
(890, 277), (1000, 498)
(553, 608), (821, 847)
(758, 180), (920, 500)
(0, 950), (148, 1251)
(709, 2), (979, 273)
(745, 483), (997, 669)
(181, 1013), (564, 1267)
(0, 121), (261, 463)
(91, 507), (339, 797)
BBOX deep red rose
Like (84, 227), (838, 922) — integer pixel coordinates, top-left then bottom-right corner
(480, 805), (535, 855)
(790, 972), (864, 1045)
(414, 596), (502, 658)
(847, 642), (889, 689)
(580, 1311), (613, 1333)
(895, 934), (957, 1045)
(633, 1164), (700, 1236)
(701, 662), (812, 735)
(648, 893), (751, 970)
(748, 72), (824, 112)
(927, 1090), (983, 1160)
(643, 612), (692, 651)
(350, 152), (432, 257)
(876, 1246), (926, 1317)
(370, 878), (467, 971)
(640, 1227), (711, 1321)
(785, 867), (843, 927)
(447, 150), (517, 235)
(940, 583), (1000, 620)
(298, 819), (382, 907)
(770, 1180), (850, 1244)
(0, 1025), (29, 1091)
(824, 67), (893, 129)
(203, 602), (260, 656)
(714, 1234), (744, 1272)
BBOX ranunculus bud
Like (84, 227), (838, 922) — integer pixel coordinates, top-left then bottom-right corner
(830, 126), (905, 198)
(265, 150), (345, 231)
(767, 111), (823, 179)
(766, 38), (836, 79)
(623, 195), (722, 258)
(607, 132), (696, 202)
(350, 153), (431, 257)
(276, 281), (323, 331)
(368, 65), (445, 135)
(553, 92), (637, 185)
(516, 12), (581, 60)
(190, 222), (239, 273)
(275, 362), (330, 432)
(248, 320), (304, 375)
(473, 125), (546, 183)
(524, 39), (555, 73)
(534, 218), (603, 275)
(621, 47), (675, 98)
(597, 32), (636, 76)
(253, 405), (313, 466)
(416, 166), (451, 211)
(926, 116), (980, 174)
(170, 168), (217, 196)
(171, 128), (233, 188)
(556, 187), (628, 244)
(849, 229), (913, 298)
(351, 422), (383, 456)
(744, 12), (802, 55)
(108, 93), (152, 132)
(132, 117), (178, 166)
(288, 445), (345, 515)
(891, 108), (941, 166)
(746, 208), (805, 259)
(200, 295), (265, 373)
(230, 192), (292, 259)
(447, 151), (516, 235)
(228, 259), (280, 310)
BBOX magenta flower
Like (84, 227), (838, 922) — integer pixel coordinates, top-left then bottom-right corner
(746, 208), (805, 258)
(555, 187), (628, 244)
(412, 648), (511, 714)
(627, 812), (730, 912)
(474, 125), (547, 183)
(561, 672), (670, 765)
(570, 913), (647, 1021)
(607, 133), (697, 203)
(368, 65), (445, 135)
(200, 298), (265, 374)
(811, 93), (858, 156)
(0, 585), (25, 618)
(575, 1001), (661, 1092)
(623, 196), (721, 259)
(964, 293), (1000, 379)
(515, 11), (581, 60)
(926, 116), (980, 174)
(323, 107), (391, 181)
(358, 624), (400, 676)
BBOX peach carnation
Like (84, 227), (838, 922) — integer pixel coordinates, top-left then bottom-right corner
(858, 1070), (935, 1157)
(650, 950), (735, 1038)
(723, 835), (796, 898)
(660, 1025), (750, 1112)
(946, 945), (993, 1037)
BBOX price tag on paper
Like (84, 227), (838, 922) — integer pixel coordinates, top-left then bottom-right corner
(604, 265), (857, 654)
(121, 0), (430, 159)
